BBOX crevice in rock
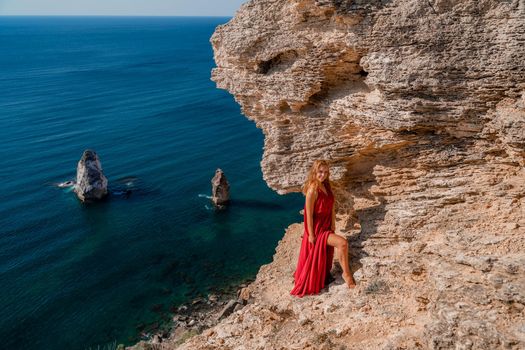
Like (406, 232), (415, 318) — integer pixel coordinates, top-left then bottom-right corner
(359, 69), (369, 77)
(278, 101), (292, 114)
(315, 0), (393, 15)
(256, 50), (299, 75)
(300, 52), (370, 113)
(397, 126), (440, 136)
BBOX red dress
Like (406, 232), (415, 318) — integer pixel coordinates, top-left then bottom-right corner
(290, 181), (335, 297)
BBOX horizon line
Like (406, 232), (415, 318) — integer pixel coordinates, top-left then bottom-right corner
(0, 14), (233, 18)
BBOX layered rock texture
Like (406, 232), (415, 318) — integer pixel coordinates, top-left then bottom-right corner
(177, 0), (525, 349)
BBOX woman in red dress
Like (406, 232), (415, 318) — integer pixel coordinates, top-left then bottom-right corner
(291, 160), (356, 297)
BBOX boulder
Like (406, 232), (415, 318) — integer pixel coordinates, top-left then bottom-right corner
(216, 299), (237, 320)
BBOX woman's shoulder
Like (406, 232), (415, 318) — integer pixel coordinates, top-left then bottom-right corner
(305, 184), (318, 197)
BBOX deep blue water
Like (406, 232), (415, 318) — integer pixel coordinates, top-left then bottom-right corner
(0, 16), (303, 350)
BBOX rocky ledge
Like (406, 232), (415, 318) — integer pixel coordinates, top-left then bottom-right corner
(138, 0), (525, 349)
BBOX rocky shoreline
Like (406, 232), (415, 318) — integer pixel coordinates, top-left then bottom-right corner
(128, 278), (255, 349)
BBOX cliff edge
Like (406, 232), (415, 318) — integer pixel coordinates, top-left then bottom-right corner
(181, 0), (524, 348)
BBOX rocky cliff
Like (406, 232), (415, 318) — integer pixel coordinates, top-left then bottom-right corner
(179, 0), (524, 349)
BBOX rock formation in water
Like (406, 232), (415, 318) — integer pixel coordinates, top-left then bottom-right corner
(211, 168), (230, 206)
(74, 150), (108, 202)
(172, 0), (525, 349)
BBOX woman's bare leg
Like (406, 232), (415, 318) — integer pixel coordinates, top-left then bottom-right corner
(327, 233), (356, 288)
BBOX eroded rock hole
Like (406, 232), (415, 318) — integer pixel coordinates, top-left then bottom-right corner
(300, 51), (370, 112)
(257, 50), (298, 75)
(279, 101), (292, 113)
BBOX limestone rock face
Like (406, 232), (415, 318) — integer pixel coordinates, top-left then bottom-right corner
(211, 168), (230, 205)
(211, 0), (525, 193)
(74, 150), (108, 202)
(176, 0), (525, 349)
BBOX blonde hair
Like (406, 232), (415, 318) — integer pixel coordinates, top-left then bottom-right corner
(302, 160), (331, 196)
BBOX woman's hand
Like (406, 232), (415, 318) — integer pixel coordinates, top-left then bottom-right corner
(309, 234), (316, 244)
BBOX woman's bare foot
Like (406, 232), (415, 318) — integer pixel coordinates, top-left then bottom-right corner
(342, 273), (356, 289)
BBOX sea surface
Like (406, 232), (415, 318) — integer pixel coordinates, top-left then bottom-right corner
(0, 16), (303, 350)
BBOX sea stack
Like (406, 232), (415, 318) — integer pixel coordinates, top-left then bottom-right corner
(211, 168), (230, 206)
(74, 149), (108, 202)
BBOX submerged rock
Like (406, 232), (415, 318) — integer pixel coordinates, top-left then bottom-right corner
(57, 180), (75, 188)
(211, 168), (230, 206)
(74, 149), (108, 202)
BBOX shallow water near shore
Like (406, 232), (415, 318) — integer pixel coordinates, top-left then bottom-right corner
(0, 16), (303, 349)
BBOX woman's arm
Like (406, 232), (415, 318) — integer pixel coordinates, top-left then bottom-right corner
(305, 187), (317, 244)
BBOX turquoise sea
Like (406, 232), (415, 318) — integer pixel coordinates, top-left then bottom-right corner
(0, 16), (303, 349)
